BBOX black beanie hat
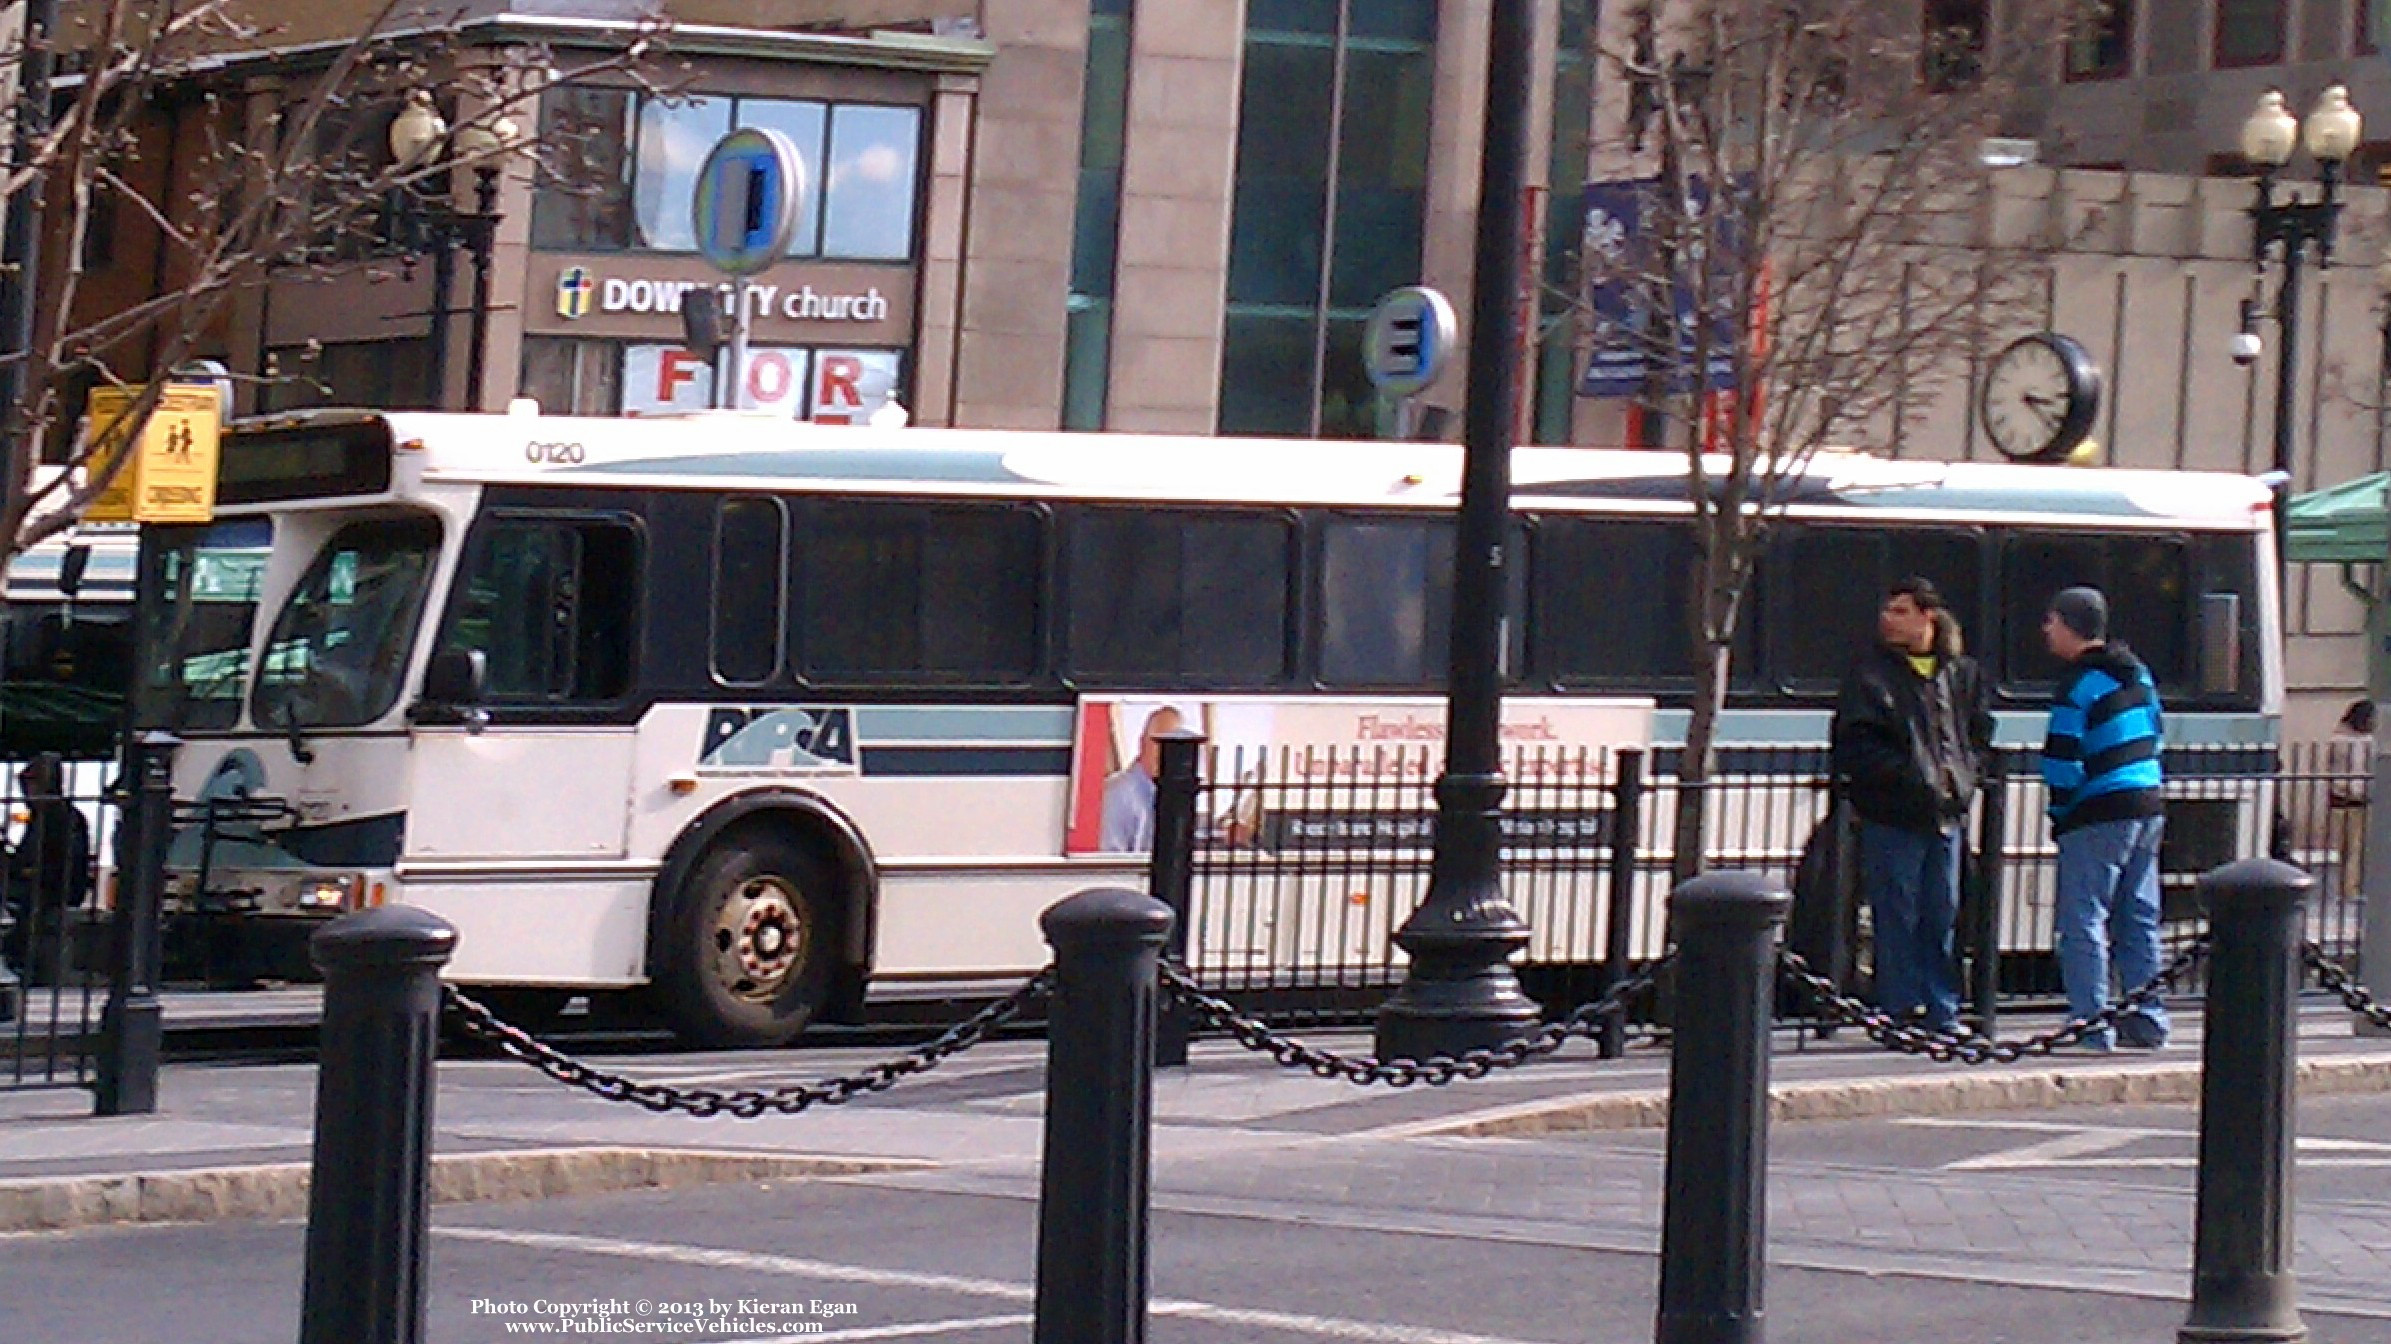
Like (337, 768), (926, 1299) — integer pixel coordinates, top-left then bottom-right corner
(2050, 586), (2108, 642)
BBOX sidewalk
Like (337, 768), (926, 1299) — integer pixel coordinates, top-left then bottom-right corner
(5, 1001), (2388, 1234)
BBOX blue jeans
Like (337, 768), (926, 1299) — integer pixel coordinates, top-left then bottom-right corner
(2054, 815), (2169, 1048)
(1860, 822), (1963, 1030)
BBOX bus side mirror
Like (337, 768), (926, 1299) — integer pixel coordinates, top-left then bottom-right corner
(423, 648), (486, 704)
(57, 543), (90, 599)
(414, 648), (489, 731)
(2198, 592), (2242, 697)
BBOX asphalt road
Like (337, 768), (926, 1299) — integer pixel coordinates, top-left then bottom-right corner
(8, 1094), (2391, 1344)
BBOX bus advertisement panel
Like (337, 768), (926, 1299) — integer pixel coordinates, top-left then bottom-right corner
(1063, 695), (1657, 856)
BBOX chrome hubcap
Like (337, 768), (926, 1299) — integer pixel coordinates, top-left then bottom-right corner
(711, 876), (806, 1004)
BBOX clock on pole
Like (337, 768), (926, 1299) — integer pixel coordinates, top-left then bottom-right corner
(1979, 332), (2102, 463)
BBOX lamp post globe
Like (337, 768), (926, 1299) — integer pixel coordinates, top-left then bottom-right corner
(388, 91), (446, 167)
(2305, 86), (2363, 165)
(2242, 90), (2298, 168)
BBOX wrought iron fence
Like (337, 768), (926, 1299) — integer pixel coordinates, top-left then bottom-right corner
(1175, 738), (2361, 1024)
(1183, 743), (1618, 1023)
(1, 754), (119, 1090)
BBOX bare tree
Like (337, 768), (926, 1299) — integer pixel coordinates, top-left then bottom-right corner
(0, 0), (669, 560)
(1578, 0), (2095, 864)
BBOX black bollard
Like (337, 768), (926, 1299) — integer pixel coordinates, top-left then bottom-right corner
(2181, 859), (2312, 1344)
(1035, 888), (1172, 1344)
(1150, 731), (1204, 1069)
(1656, 871), (1790, 1344)
(299, 905), (458, 1344)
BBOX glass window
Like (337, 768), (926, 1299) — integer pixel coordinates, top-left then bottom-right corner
(1771, 529), (1982, 690)
(260, 340), (434, 413)
(531, 87), (635, 250)
(519, 337), (624, 416)
(713, 497), (786, 685)
(2001, 535), (2106, 688)
(443, 518), (641, 703)
(821, 105), (921, 260)
(2194, 532), (2263, 704)
(2109, 536), (2188, 690)
(1067, 509), (1293, 683)
(1320, 517), (1452, 686)
(1218, 311), (1320, 437)
(1327, 45), (1430, 309)
(1064, 0), (1134, 431)
(1224, 38), (1334, 309)
(2066, 0), (2135, 78)
(736, 99), (829, 256)
(1222, 1), (1437, 437)
(1999, 533), (2187, 691)
(1923, 0), (1988, 88)
(252, 516), (443, 730)
(801, 502), (1043, 682)
(137, 518), (274, 730)
(633, 96), (733, 252)
(535, 90), (924, 261)
(1533, 519), (1690, 684)
(2213, 0), (2284, 66)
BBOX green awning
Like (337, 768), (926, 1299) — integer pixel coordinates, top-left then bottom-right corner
(2287, 472), (2390, 565)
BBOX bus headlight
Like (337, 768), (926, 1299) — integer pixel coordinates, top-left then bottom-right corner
(295, 874), (365, 912)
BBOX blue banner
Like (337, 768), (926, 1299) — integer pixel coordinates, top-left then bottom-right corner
(1578, 177), (1746, 398)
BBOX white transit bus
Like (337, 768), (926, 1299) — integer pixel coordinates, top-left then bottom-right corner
(131, 409), (2279, 1045)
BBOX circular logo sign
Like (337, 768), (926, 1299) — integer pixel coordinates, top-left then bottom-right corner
(691, 127), (807, 277)
(1361, 286), (1459, 398)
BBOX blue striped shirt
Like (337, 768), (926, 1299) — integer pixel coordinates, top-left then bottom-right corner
(2042, 646), (2165, 835)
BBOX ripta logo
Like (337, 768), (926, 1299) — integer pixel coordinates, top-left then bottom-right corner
(698, 707), (858, 772)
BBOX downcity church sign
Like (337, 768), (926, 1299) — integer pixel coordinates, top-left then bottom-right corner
(556, 266), (891, 325)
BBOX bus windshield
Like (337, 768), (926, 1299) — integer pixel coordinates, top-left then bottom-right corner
(137, 518), (273, 730)
(250, 515), (443, 730)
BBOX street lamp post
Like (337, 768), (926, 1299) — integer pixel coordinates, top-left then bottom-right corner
(2238, 87), (2362, 570)
(1373, 0), (1542, 1063)
(387, 95), (514, 412)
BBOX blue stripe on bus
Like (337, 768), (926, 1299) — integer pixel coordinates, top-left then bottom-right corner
(1652, 708), (2274, 751)
(855, 706), (1078, 744)
(860, 745), (1076, 777)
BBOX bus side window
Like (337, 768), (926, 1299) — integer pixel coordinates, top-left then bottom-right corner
(1319, 518), (1454, 688)
(1998, 533), (2187, 695)
(1066, 508), (1294, 684)
(1532, 518), (1691, 687)
(712, 497), (787, 686)
(800, 500), (1044, 683)
(1768, 527), (1983, 695)
(448, 517), (640, 704)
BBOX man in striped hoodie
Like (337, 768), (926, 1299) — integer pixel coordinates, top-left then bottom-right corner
(2041, 586), (2169, 1051)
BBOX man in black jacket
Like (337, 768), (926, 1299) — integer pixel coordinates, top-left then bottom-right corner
(1831, 578), (1995, 1036)
(2, 754), (91, 979)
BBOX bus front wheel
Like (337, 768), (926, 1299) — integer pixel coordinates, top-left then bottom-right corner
(655, 833), (836, 1048)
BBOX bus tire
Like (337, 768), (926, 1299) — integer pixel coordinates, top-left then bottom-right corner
(654, 832), (837, 1049)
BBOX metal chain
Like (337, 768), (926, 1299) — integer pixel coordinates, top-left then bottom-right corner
(2304, 943), (2391, 1031)
(1161, 959), (1668, 1087)
(443, 969), (1053, 1118)
(1777, 936), (2211, 1065)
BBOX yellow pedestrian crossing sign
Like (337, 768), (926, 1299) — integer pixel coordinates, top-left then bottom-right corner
(82, 383), (222, 523)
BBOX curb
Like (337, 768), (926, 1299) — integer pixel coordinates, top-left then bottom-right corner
(0, 1147), (928, 1235)
(1381, 1053), (2391, 1140)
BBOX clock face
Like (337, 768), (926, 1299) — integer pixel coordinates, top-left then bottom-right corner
(1981, 334), (2099, 462)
